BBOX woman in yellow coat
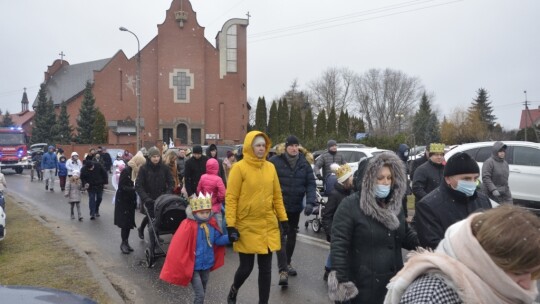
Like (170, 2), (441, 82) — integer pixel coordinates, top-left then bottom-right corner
(225, 131), (288, 304)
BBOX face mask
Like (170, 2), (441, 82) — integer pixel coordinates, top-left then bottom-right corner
(455, 180), (476, 197)
(375, 184), (391, 198)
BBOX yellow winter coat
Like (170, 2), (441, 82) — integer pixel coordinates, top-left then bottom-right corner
(225, 131), (288, 254)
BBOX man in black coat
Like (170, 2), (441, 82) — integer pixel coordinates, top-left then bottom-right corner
(269, 135), (316, 286)
(184, 145), (208, 197)
(413, 152), (492, 249)
(135, 147), (174, 239)
(80, 160), (108, 219)
(412, 143), (445, 203)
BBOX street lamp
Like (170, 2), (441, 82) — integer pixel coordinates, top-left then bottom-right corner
(395, 113), (404, 133)
(119, 26), (141, 151)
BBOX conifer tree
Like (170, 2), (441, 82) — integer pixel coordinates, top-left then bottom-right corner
(277, 99), (290, 139)
(468, 88), (497, 131)
(255, 96), (267, 132)
(303, 107), (314, 141)
(1, 110), (13, 127)
(76, 81), (97, 144)
(31, 84), (57, 144)
(413, 92), (440, 145)
(52, 101), (73, 144)
(267, 101), (279, 143)
(92, 109), (108, 144)
(288, 103), (303, 138)
(349, 115), (365, 139)
(327, 106), (337, 137)
(337, 110), (349, 140)
(315, 109), (327, 139)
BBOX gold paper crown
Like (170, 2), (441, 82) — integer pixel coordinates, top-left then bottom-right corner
(335, 163), (352, 180)
(190, 192), (212, 212)
(429, 143), (445, 154)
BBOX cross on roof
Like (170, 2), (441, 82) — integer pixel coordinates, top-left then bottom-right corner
(246, 11), (251, 20)
(59, 51), (66, 63)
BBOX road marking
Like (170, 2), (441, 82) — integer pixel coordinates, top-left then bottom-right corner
(297, 233), (329, 249)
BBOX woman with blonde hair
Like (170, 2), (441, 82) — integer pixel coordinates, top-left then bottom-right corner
(385, 204), (540, 303)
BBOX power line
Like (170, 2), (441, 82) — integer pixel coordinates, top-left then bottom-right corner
(249, 0), (463, 43)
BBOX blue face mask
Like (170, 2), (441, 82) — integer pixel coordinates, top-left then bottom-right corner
(375, 184), (391, 198)
(455, 180), (476, 197)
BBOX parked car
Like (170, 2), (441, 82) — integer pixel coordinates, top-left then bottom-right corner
(336, 143), (366, 148)
(444, 141), (540, 211)
(200, 145), (235, 160)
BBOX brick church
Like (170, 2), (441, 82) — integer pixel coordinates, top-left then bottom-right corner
(35, 0), (249, 147)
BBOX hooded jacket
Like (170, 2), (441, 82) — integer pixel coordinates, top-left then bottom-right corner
(184, 154), (208, 197)
(269, 143), (317, 213)
(197, 158), (226, 214)
(114, 166), (137, 229)
(328, 152), (419, 304)
(225, 131), (288, 254)
(412, 160), (444, 202)
(481, 141), (511, 202)
(135, 157), (174, 205)
(205, 144), (227, 186)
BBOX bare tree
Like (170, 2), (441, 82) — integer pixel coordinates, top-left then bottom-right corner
(308, 67), (356, 116)
(353, 68), (423, 135)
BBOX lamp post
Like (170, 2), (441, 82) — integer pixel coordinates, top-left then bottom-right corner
(119, 26), (141, 151)
(395, 113), (404, 133)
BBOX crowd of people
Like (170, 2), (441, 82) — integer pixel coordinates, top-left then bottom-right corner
(28, 139), (539, 303)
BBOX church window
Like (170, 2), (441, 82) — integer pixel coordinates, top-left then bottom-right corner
(169, 69), (194, 103)
(226, 25), (237, 73)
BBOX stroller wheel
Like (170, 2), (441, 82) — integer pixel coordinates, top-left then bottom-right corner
(145, 248), (155, 268)
(312, 219), (321, 233)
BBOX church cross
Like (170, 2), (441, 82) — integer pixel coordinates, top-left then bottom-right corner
(59, 51), (66, 63)
(172, 71), (192, 100)
(246, 11), (251, 21)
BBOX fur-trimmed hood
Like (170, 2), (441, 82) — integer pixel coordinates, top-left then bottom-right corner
(359, 152), (407, 230)
(274, 143), (314, 165)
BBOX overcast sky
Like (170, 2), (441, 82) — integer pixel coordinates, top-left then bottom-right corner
(1, 0), (539, 130)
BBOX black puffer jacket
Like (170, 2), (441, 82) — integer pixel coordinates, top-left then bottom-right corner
(135, 159), (173, 204)
(114, 166), (137, 229)
(269, 152), (316, 212)
(321, 182), (351, 240)
(412, 160), (444, 202)
(205, 144), (227, 186)
(184, 155), (208, 196)
(328, 153), (419, 304)
(413, 182), (492, 249)
(80, 161), (108, 191)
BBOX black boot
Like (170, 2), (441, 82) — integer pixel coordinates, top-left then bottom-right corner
(126, 242), (134, 252)
(323, 267), (330, 281)
(138, 227), (144, 240)
(120, 241), (130, 254)
(227, 285), (237, 304)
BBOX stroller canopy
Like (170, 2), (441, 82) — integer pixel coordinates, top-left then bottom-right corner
(154, 194), (188, 230)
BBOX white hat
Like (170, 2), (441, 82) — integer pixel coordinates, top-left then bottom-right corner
(71, 151), (79, 157)
(252, 135), (266, 147)
(117, 152), (123, 158)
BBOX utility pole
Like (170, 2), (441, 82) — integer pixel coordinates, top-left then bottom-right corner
(524, 90), (528, 141)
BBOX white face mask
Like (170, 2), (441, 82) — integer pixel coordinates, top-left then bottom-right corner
(455, 180), (476, 196)
(375, 184), (391, 198)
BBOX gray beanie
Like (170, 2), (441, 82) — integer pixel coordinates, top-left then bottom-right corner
(148, 147), (160, 158)
(327, 139), (337, 148)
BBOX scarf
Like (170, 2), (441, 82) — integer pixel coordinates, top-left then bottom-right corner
(385, 215), (538, 304)
(127, 151), (146, 182)
(285, 152), (299, 169)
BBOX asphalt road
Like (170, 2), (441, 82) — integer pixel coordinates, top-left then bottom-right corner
(5, 170), (540, 303)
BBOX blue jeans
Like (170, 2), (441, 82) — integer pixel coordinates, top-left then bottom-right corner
(191, 269), (210, 304)
(88, 189), (103, 216)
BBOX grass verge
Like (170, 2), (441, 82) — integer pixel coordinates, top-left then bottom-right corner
(0, 197), (114, 303)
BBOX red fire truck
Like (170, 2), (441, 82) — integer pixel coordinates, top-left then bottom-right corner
(0, 127), (29, 173)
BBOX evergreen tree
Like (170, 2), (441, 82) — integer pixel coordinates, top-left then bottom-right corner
(31, 84), (57, 144)
(76, 81), (97, 144)
(327, 106), (337, 137)
(288, 103), (303, 138)
(1, 110), (13, 127)
(337, 110), (349, 140)
(349, 115), (365, 140)
(92, 109), (108, 144)
(52, 101), (73, 144)
(267, 100), (279, 143)
(254, 96), (267, 132)
(469, 88), (497, 131)
(412, 92), (440, 145)
(303, 107), (314, 141)
(277, 99), (290, 139)
(315, 109), (327, 139)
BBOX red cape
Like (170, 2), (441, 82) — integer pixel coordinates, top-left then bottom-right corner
(159, 217), (225, 286)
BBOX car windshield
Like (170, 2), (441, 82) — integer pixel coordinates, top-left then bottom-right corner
(0, 133), (26, 146)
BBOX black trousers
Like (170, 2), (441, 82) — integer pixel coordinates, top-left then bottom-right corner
(233, 251), (272, 303)
(277, 211), (301, 272)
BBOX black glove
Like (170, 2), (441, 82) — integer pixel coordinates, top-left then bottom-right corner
(316, 174), (323, 181)
(227, 227), (240, 243)
(304, 204), (314, 216)
(280, 221), (289, 235)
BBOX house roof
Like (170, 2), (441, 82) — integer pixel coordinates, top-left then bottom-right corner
(33, 58), (111, 107)
(519, 108), (540, 129)
(0, 110), (35, 127)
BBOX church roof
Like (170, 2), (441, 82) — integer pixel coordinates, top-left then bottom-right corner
(33, 58), (111, 107)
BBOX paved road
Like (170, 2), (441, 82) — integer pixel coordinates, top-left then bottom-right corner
(5, 170), (333, 304)
(6, 170), (540, 303)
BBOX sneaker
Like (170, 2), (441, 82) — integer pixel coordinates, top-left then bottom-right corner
(90, 216), (95, 220)
(287, 264), (297, 276)
(50, 188), (54, 192)
(71, 214), (75, 220)
(79, 217), (84, 221)
(227, 285), (237, 304)
(95, 213), (100, 217)
(278, 271), (288, 286)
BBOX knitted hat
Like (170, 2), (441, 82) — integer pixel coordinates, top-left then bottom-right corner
(327, 139), (337, 148)
(226, 150), (234, 158)
(252, 135), (266, 147)
(285, 135), (300, 147)
(190, 192), (212, 212)
(444, 152), (479, 177)
(336, 163), (353, 184)
(148, 146), (160, 158)
(192, 145), (203, 154)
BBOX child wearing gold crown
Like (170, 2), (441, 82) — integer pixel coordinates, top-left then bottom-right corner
(160, 192), (230, 304)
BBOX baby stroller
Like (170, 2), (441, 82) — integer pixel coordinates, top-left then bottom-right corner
(304, 190), (326, 233)
(144, 194), (188, 268)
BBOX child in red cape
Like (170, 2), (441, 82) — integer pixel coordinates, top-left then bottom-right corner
(160, 193), (230, 303)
